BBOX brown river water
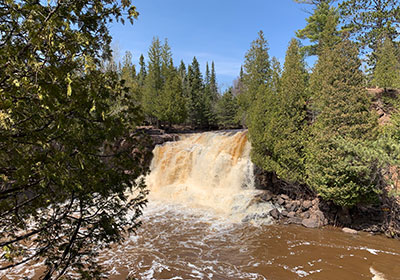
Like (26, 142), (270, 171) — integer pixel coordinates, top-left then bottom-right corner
(2, 131), (400, 279)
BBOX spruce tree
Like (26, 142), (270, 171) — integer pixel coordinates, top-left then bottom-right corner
(306, 37), (380, 207)
(137, 54), (147, 87)
(372, 36), (400, 89)
(215, 88), (239, 129)
(187, 57), (206, 127)
(142, 37), (162, 123)
(237, 31), (271, 125)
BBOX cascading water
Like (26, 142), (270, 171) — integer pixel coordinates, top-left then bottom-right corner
(145, 130), (274, 223)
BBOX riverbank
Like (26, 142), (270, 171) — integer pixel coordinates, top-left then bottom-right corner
(253, 167), (400, 239)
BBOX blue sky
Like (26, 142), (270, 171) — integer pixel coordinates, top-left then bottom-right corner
(110, 0), (312, 91)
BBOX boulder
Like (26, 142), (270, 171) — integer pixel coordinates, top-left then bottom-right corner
(302, 200), (313, 210)
(277, 197), (285, 205)
(290, 201), (300, 212)
(302, 216), (320, 228)
(269, 208), (280, 219)
(281, 210), (289, 217)
(301, 211), (310, 219)
(342, 227), (358, 234)
(287, 217), (303, 225)
(288, 211), (296, 218)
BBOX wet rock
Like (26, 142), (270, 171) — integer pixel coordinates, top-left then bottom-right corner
(302, 200), (313, 211)
(301, 211), (310, 219)
(314, 210), (325, 220)
(269, 208), (280, 219)
(257, 191), (272, 202)
(281, 210), (289, 217)
(302, 217), (320, 228)
(277, 197), (285, 205)
(290, 201), (300, 212)
(288, 217), (303, 225)
(342, 227), (358, 234)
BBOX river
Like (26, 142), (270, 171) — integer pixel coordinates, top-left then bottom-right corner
(2, 131), (400, 279)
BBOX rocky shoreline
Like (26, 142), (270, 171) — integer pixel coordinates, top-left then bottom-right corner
(254, 167), (400, 238)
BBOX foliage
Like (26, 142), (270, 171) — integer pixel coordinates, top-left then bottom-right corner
(215, 88), (239, 129)
(142, 37), (163, 122)
(296, 1), (341, 56)
(372, 36), (400, 89)
(306, 38), (381, 207)
(187, 57), (207, 128)
(339, 0), (400, 62)
(0, 0), (150, 279)
(249, 39), (308, 183)
(237, 31), (271, 126)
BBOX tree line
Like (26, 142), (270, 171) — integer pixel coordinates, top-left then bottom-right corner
(109, 38), (241, 130)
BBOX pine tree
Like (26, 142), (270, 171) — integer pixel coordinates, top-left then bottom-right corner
(372, 36), (400, 89)
(306, 37), (380, 207)
(237, 31), (271, 125)
(142, 37), (163, 123)
(340, 0), (400, 62)
(296, 1), (340, 56)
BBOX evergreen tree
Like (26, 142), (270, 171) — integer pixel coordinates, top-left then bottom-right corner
(372, 36), (400, 89)
(205, 62), (211, 85)
(296, 1), (340, 56)
(120, 51), (140, 104)
(210, 62), (219, 99)
(306, 37), (380, 207)
(161, 39), (173, 83)
(158, 60), (187, 125)
(340, 0), (400, 61)
(249, 39), (308, 183)
(271, 57), (282, 94)
(215, 88), (239, 129)
(272, 39), (308, 183)
(178, 60), (188, 99)
(142, 37), (163, 123)
(137, 54), (147, 87)
(237, 31), (271, 125)
(249, 84), (277, 169)
(187, 57), (206, 127)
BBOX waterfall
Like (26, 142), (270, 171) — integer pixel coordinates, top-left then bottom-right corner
(145, 130), (275, 223)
